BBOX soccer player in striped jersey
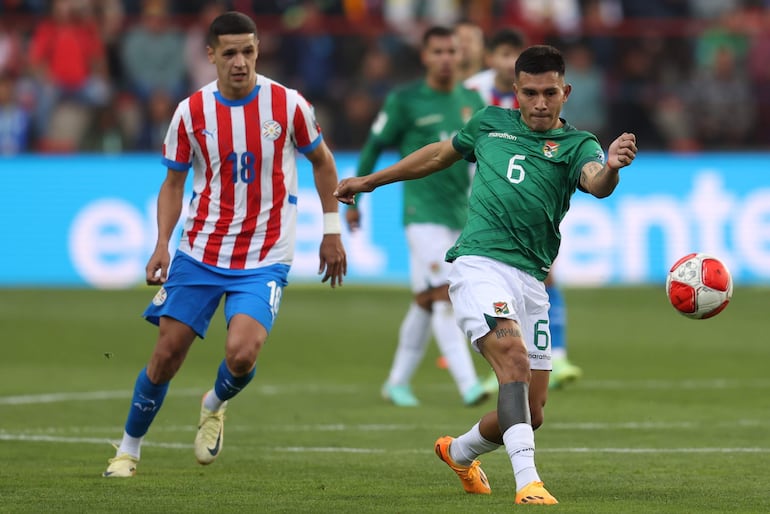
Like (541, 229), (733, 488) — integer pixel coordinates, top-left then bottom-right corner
(103, 11), (346, 478)
(335, 45), (637, 505)
(346, 26), (490, 408)
(467, 28), (583, 390)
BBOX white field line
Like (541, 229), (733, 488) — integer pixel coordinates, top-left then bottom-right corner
(0, 432), (768, 455)
(0, 386), (361, 405)
(3, 378), (770, 406)
(4, 418), (769, 436)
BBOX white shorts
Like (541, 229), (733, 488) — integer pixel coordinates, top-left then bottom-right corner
(405, 223), (460, 293)
(448, 255), (553, 370)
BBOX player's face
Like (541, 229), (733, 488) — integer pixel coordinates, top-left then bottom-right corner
(514, 71), (571, 132)
(208, 33), (259, 99)
(421, 35), (459, 86)
(455, 24), (484, 68)
(489, 44), (521, 88)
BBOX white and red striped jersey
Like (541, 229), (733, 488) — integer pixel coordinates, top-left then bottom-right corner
(162, 75), (321, 270)
(464, 69), (519, 109)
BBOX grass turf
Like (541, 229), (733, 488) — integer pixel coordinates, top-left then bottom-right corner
(1, 285), (769, 513)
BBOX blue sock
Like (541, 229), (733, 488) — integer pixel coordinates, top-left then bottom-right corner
(546, 285), (567, 355)
(125, 368), (169, 438)
(214, 359), (256, 402)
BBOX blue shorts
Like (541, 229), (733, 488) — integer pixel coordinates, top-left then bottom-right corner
(143, 251), (290, 338)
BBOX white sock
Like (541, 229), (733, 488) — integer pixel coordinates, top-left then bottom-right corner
(387, 303), (432, 385)
(503, 423), (541, 491)
(431, 301), (477, 394)
(449, 422), (502, 465)
(202, 389), (226, 412)
(117, 431), (142, 459)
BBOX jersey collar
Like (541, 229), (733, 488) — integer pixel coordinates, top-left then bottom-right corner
(214, 83), (261, 107)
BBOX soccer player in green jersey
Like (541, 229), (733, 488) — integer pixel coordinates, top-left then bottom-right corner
(336, 45), (637, 505)
(345, 26), (489, 408)
(466, 27), (583, 390)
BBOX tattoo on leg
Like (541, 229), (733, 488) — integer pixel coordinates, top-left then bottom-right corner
(494, 327), (521, 339)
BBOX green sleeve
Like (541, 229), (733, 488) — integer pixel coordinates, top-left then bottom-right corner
(348, 136), (381, 208)
(572, 135), (605, 192)
(451, 106), (487, 162)
(351, 91), (407, 207)
(355, 136), (383, 178)
(355, 91), (406, 178)
(573, 136), (605, 174)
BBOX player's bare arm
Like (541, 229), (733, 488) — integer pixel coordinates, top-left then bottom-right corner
(334, 139), (462, 204)
(146, 169), (188, 285)
(306, 140), (347, 288)
(579, 132), (637, 199)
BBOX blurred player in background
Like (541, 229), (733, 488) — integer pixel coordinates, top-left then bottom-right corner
(345, 26), (488, 408)
(335, 44), (637, 505)
(464, 27), (524, 109)
(466, 27), (583, 390)
(454, 19), (485, 81)
(434, 18), (488, 374)
(103, 11), (346, 478)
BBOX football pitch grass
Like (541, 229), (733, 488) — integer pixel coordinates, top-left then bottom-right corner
(1, 285), (768, 513)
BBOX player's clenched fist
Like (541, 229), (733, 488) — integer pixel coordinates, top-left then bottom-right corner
(334, 177), (371, 205)
(607, 132), (638, 170)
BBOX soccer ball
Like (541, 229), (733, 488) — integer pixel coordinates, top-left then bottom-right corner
(665, 253), (733, 319)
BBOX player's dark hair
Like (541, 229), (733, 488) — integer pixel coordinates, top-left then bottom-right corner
(207, 11), (258, 47)
(422, 25), (454, 48)
(488, 28), (526, 52)
(515, 45), (565, 76)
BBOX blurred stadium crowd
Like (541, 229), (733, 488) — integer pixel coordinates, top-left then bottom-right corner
(0, 0), (769, 155)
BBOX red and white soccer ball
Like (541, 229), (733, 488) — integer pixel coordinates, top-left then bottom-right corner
(665, 253), (733, 319)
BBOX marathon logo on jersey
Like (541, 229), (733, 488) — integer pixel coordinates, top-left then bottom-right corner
(489, 132), (517, 141)
(152, 287), (167, 306)
(493, 301), (510, 315)
(262, 120), (283, 141)
(543, 141), (559, 158)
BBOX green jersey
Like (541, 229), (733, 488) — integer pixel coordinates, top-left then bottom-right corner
(448, 107), (605, 280)
(357, 80), (485, 229)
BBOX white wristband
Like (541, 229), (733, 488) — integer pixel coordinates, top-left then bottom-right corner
(323, 212), (341, 235)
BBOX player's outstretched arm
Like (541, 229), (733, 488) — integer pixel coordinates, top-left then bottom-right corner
(580, 132), (637, 199)
(306, 140), (347, 288)
(334, 139), (462, 205)
(146, 169), (187, 285)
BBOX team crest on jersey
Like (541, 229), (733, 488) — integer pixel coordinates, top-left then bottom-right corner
(493, 301), (510, 315)
(543, 141), (559, 158)
(152, 287), (167, 306)
(262, 120), (283, 140)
